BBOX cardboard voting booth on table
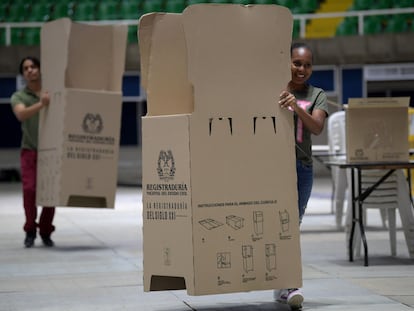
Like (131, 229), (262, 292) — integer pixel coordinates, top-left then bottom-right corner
(140, 4), (302, 296)
(346, 97), (410, 163)
(36, 18), (127, 208)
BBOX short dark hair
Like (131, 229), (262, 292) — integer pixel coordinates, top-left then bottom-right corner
(291, 42), (312, 55)
(19, 56), (40, 75)
(291, 42), (313, 62)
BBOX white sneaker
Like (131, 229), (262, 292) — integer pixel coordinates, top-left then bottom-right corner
(275, 288), (303, 309)
(287, 288), (304, 309)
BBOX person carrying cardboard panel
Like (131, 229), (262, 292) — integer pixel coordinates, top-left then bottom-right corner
(10, 56), (55, 248)
(276, 42), (329, 309)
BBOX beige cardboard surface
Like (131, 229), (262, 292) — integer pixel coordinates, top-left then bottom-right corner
(37, 18), (127, 208)
(37, 89), (122, 207)
(40, 18), (71, 92)
(141, 4), (300, 295)
(139, 13), (193, 116)
(142, 115), (194, 289)
(346, 97), (410, 163)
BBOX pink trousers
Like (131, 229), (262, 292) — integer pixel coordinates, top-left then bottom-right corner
(20, 149), (55, 236)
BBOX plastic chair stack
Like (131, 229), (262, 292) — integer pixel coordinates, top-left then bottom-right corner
(350, 166), (414, 259)
(347, 169), (402, 258)
(327, 110), (348, 229)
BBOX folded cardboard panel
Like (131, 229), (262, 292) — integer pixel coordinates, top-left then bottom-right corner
(37, 89), (122, 207)
(139, 13), (193, 116)
(346, 97), (410, 163)
(37, 18), (127, 208)
(141, 4), (301, 295)
(142, 115), (194, 289)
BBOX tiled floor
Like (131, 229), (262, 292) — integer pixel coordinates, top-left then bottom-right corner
(1, 173), (414, 310)
(1, 147), (414, 310)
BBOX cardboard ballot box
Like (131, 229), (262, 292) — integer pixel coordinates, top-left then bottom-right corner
(346, 97), (410, 163)
(140, 4), (302, 296)
(36, 18), (127, 208)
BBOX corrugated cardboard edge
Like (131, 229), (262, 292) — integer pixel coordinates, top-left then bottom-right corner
(41, 17), (71, 92)
(138, 13), (194, 116)
(348, 97), (410, 108)
(111, 24), (128, 91)
(138, 13), (159, 91)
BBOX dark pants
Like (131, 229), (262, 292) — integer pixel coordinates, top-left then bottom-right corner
(296, 160), (313, 223)
(20, 149), (55, 237)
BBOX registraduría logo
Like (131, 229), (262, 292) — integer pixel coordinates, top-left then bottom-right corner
(82, 113), (103, 134)
(157, 150), (176, 181)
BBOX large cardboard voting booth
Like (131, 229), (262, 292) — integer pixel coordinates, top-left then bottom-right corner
(37, 18), (127, 208)
(346, 97), (410, 163)
(140, 4), (302, 295)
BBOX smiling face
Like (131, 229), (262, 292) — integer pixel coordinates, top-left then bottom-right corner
(290, 46), (313, 90)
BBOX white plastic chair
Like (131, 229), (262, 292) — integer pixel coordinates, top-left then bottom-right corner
(327, 110), (348, 229)
(347, 169), (414, 258)
(346, 169), (402, 257)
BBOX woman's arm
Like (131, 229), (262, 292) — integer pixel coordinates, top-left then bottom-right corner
(279, 90), (327, 135)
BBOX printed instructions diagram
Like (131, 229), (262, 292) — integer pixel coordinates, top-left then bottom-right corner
(198, 209), (285, 276)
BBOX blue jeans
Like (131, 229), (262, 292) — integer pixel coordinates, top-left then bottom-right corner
(296, 160), (313, 223)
